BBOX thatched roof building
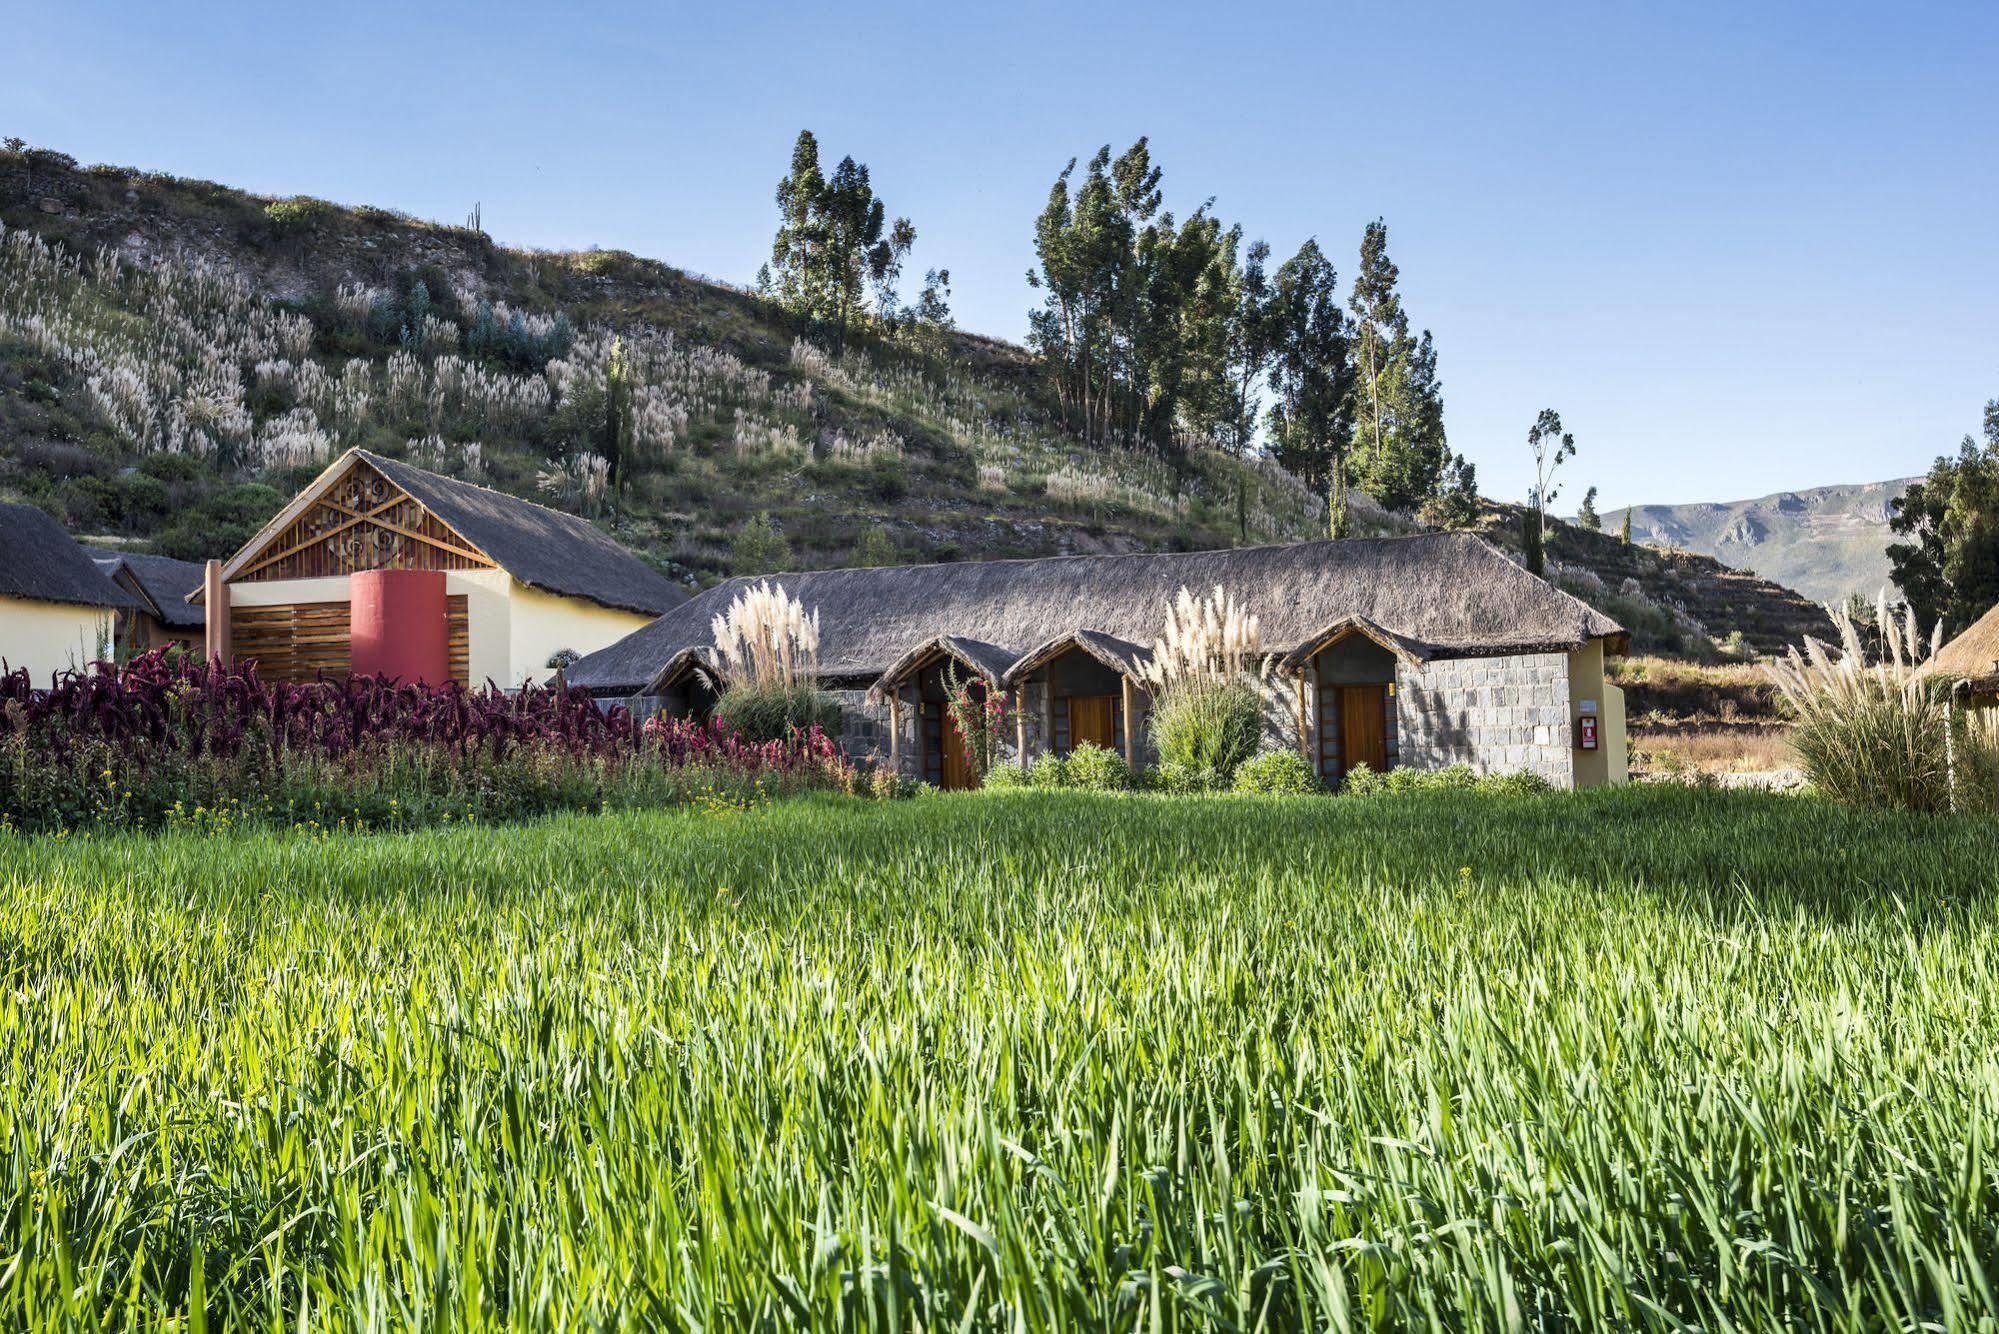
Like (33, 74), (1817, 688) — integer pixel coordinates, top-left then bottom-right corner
(1924, 602), (1999, 700)
(206, 449), (687, 619)
(88, 547), (206, 629)
(0, 503), (134, 610)
(567, 532), (1623, 697)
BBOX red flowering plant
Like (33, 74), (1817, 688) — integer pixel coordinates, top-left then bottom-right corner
(941, 664), (1008, 781)
(0, 650), (853, 832)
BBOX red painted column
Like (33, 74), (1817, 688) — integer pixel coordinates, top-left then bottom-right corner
(349, 569), (449, 684)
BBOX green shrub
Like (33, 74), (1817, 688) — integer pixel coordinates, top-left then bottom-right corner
(1345, 763), (1556, 797)
(1063, 742), (1129, 791)
(1343, 763), (1389, 796)
(713, 685), (843, 745)
(1153, 761), (1223, 795)
(1476, 770), (1555, 796)
(1768, 603), (1999, 813)
(1149, 680), (1262, 783)
(1231, 750), (1320, 795)
(982, 761), (1029, 790)
(1428, 763), (1480, 791)
(867, 766), (915, 801)
(1027, 753), (1068, 789)
(264, 195), (332, 236)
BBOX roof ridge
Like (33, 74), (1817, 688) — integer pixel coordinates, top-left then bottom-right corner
(359, 447), (610, 533)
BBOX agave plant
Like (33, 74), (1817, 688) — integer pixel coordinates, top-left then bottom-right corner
(1765, 593), (1993, 812)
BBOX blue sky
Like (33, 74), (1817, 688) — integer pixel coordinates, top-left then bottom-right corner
(4, 0), (1994, 510)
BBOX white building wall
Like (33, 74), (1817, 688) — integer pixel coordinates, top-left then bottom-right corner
(224, 571), (646, 689)
(0, 595), (117, 684)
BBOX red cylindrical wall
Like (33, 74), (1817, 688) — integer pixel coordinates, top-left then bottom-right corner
(349, 569), (449, 684)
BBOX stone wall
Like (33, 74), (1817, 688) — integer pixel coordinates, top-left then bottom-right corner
(827, 688), (898, 767)
(1395, 652), (1574, 788)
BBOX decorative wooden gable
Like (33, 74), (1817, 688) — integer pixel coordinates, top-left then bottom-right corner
(232, 457), (497, 584)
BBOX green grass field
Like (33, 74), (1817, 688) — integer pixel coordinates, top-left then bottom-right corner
(4, 788), (1998, 1329)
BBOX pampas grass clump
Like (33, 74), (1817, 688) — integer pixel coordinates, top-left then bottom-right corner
(1766, 594), (1997, 812)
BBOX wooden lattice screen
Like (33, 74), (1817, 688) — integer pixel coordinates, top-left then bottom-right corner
(234, 458), (494, 584)
(233, 596), (470, 685)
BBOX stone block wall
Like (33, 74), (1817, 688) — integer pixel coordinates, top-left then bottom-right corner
(1395, 652), (1574, 788)
(827, 688), (897, 767)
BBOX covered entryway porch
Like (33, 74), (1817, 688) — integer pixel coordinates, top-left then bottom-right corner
(1282, 617), (1425, 787)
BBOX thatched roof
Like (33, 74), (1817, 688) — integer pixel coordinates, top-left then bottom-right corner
(999, 629), (1153, 689)
(0, 504), (134, 611)
(567, 532), (1624, 696)
(1924, 602), (1999, 696)
(208, 450), (687, 617)
(87, 547), (206, 627)
(359, 453), (687, 617)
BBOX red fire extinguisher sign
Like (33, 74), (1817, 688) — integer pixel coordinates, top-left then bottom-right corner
(1578, 713), (1598, 750)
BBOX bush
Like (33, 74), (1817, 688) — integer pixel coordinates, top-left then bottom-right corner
(983, 761), (1029, 790)
(1344, 763), (1556, 797)
(1149, 679), (1262, 784)
(0, 652), (855, 833)
(1343, 763), (1388, 796)
(1027, 753), (1068, 789)
(729, 513), (793, 575)
(1153, 761), (1223, 795)
(713, 684), (843, 745)
(264, 196), (332, 236)
(1063, 742), (1129, 791)
(1768, 602), (1999, 813)
(1476, 770), (1554, 796)
(868, 765), (915, 800)
(1231, 750), (1320, 795)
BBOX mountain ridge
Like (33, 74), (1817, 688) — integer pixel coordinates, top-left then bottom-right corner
(1603, 477), (1911, 606)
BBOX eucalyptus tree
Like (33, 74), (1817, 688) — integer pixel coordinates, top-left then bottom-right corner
(1265, 239), (1356, 535)
(762, 130), (914, 352)
(1526, 408), (1577, 568)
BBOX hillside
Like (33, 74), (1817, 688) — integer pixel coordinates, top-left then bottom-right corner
(1603, 478), (1911, 605)
(0, 143), (1829, 658)
(1468, 502), (1833, 658)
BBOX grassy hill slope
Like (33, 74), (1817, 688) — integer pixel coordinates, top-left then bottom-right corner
(0, 143), (1830, 658)
(0, 147), (1324, 586)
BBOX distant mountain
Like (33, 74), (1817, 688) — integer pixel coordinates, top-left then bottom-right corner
(1603, 479), (1914, 606)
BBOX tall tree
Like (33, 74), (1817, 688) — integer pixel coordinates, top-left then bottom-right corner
(1887, 395), (1999, 634)
(1265, 239), (1355, 535)
(1347, 219), (1408, 482)
(1525, 408), (1576, 559)
(761, 130), (913, 352)
(1342, 222), (1457, 512)
(1219, 238), (1278, 541)
(1577, 485), (1601, 531)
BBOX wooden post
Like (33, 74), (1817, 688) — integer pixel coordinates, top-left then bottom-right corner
(1296, 673), (1311, 759)
(888, 688), (902, 775)
(1042, 673), (1056, 757)
(1121, 676), (1137, 769)
(1015, 684), (1028, 761)
(202, 559), (230, 665)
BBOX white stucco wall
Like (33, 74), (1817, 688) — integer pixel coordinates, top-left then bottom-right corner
(0, 595), (117, 684)
(223, 572), (648, 688)
(507, 582), (653, 688)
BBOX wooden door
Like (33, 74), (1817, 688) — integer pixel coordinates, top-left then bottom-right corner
(1340, 684), (1388, 775)
(940, 709), (978, 790)
(1068, 695), (1115, 749)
